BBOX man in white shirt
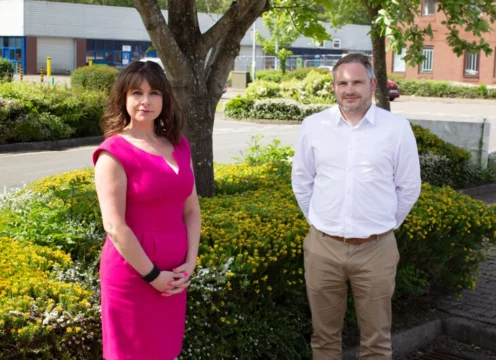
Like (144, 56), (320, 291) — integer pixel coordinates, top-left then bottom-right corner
(292, 54), (421, 359)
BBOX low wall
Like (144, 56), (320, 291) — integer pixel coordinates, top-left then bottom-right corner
(408, 118), (491, 168)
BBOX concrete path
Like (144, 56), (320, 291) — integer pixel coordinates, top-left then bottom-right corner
(437, 191), (496, 326)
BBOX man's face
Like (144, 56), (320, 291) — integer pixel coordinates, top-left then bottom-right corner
(332, 62), (376, 116)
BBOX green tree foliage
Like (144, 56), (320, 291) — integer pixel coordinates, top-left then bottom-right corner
(323, 0), (370, 25)
(256, 10), (300, 73)
(327, 0), (496, 111)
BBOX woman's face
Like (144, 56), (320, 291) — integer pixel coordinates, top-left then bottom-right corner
(126, 79), (163, 124)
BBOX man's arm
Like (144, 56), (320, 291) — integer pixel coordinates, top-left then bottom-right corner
(394, 122), (422, 227)
(292, 119), (316, 221)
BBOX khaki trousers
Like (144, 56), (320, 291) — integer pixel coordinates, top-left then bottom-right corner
(303, 226), (399, 359)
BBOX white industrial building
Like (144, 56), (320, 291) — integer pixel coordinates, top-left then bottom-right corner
(0, 0), (372, 75)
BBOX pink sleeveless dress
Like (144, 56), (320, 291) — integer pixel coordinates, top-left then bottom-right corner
(93, 135), (194, 360)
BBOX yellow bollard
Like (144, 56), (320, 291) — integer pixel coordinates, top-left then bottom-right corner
(40, 67), (44, 83)
(88, 58), (93, 67)
(18, 63), (23, 81)
(47, 57), (51, 77)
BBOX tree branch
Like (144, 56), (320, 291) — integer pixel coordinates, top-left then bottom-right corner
(200, 0), (268, 56)
(133, 0), (192, 84)
(205, 1), (269, 99)
(168, 0), (201, 51)
(271, 0), (318, 10)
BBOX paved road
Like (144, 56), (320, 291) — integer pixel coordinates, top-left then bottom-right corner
(2, 92), (496, 190)
(0, 117), (301, 189)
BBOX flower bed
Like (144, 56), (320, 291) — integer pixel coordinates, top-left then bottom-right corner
(1, 157), (494, 358)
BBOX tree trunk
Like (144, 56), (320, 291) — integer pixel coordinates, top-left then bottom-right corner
(133, 0), (270, 197)
(371, 34), (390, 111)
(372, 36), (391, 111)
(174, 87), (217, 198)
(366, 3), (390, 112)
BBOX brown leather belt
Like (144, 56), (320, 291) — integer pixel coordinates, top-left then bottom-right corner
(321, 230), (392, 245)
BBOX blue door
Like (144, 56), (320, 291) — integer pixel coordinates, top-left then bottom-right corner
(0, 37), (25, 73)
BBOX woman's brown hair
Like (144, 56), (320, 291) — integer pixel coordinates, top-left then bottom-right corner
(101, 61), (185, 144)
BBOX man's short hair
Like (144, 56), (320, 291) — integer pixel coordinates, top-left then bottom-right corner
(332, 53), (375, 82)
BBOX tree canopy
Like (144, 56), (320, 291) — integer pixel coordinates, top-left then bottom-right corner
(328, 0), (496, 110)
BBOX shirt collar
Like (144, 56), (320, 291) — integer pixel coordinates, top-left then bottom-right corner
(335, 104), (376, 127)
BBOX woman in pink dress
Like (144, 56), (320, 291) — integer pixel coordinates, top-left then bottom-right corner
(93, 61), (201, 360)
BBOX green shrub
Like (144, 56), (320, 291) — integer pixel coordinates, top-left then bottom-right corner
(0, 58), (14, 82)
(225, 97), (331, 121)
(256, 69), (283, 83)
(412, 124), (471, 186)
(299, 70), (334, 104)
(0, 82), (106, 141)
(2, 141), (495, 358)
(232, 135), (294, 166)
(387, 75), (496, 99)
(396, 183), (496, 295)
(224, 95), (254, 119)
(245, 80), (281, 99)
(71, 66), (119, 94)
(245, 71), (335, 106)
(0, 236), (101, 360)
(0, 98), (73, 143)
(281, 67), (329, 82)
(1, 170), (103, 266)
(251, 99), (303, 120)
(419, 152), (456, 187)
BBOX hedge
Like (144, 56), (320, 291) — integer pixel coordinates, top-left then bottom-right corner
(256, 68), (330, 83)
(71, 66), (119, 94)
(0, 82), (106, 143)
(387, 74), (496, 99)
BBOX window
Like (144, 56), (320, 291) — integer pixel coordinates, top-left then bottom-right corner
(464, 52), (479, 77)
(393, 48), (406, 72)
(422, 0), (435, 16)
(0, 36), (25, 73)
(420, 48), (433, 73)
(84, 39), (152, 67)
(332, 39), (341, 49)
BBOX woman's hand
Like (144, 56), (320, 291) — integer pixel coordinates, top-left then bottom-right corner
(150, 271), (182, 293)
(161, 262), (196, 297)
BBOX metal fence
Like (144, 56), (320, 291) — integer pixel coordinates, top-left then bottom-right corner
(234, 54), (343, 72)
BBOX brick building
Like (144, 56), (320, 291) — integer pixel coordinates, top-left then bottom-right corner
(386, 0), (496, 85)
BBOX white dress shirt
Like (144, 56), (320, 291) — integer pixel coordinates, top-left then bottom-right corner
(292, 104), (421, 238)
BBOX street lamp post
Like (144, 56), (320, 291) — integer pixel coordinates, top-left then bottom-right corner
(251, 22), (256, 81)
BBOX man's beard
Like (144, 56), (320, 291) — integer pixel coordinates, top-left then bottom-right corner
(337, 96), (371, 114)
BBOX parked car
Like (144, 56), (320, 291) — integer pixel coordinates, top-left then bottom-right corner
(318, 65), (334, 71)
(140, 57), (164, 69)
(387, 79), (400, 101)
(139, 57), (227, 93)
